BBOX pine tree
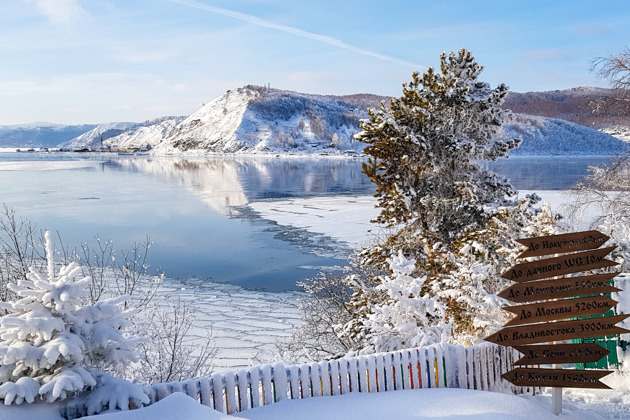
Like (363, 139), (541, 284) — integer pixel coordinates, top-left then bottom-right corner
(357, 49), (519, 253)
(344, 49), (556, 349)
(0, 232), (145, 409)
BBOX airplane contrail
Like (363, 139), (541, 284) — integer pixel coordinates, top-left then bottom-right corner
(169, 0), (420, 68)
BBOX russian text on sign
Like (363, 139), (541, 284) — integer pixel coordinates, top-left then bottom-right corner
(513, 343), (609, 365)
(502, 367), (612, 389)
(503, 295), (616, 326)
(516, 230), (610, 258)
(497, 272), (620, 303)
(501, 247), (617, 283)
(486, 314), (629, 346)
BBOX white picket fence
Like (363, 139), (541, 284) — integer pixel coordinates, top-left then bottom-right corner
(140, 343), (529, 416)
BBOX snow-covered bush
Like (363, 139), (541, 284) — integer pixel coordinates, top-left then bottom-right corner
(280, 270), (361, 362)
(0, 231), (147, 412)
(0, 210), (215, 389)
(361, 251), (450, 352)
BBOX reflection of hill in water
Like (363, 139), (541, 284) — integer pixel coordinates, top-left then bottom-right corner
(113, 158), (248, 215)
(236, 158), (373, 200)
(110, 157), (374, 214)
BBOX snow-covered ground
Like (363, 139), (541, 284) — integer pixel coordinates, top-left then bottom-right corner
(0, 385), (616, 420)
(2, 188), (629, 419)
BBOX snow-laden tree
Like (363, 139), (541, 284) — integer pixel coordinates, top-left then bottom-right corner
(342, 49), (557, 349)
(359, 251), (450, 352)
(357, 49), (520, 256)
(564, 48), (630, 272)
(0, 232), (147, 412)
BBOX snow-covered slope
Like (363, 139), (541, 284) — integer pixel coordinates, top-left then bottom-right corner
(151, 86), (364, 155)
(500, 114), (629, 156)
(59, 122), (137, 149)
(0, 123), (96, 148)
(102, 116), (185, 150)
(147, 85), (626, 157)
(6, 86), (627, 157)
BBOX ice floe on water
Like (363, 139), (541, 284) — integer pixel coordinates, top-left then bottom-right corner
(159, 278), (302, 371)
(248, 195), (381, 248)
(0, 160), (103, 171)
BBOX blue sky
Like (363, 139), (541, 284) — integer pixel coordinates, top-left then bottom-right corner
(1, 0), (628, 125)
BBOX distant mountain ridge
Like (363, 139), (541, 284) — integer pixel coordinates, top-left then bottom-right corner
(503, 86), (630, 129)
(500, 114), (627, 156)
(0, 123), (97, 148)
(0, 86), (628, 156)
(149, 86), (627, 156)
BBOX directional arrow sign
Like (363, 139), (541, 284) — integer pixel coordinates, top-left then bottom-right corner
(517, 230), (610, 259)
(501, 247), (617, 283)
(485, 314), (630, 346)
(504, 295), (617, 326)
(497, 272), (620, 303)
(502, 367), (612, 389)
(513, 343), (609, 365)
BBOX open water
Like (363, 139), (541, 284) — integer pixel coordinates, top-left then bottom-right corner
(0, 153), (611, 291)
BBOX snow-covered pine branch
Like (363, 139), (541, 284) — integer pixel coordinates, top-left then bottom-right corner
(0, 231), (147, 412)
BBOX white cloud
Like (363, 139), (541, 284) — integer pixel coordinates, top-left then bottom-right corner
(33, 0), (87, 24)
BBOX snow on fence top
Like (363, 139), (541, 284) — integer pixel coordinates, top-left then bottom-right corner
(60, 343), (531, 418)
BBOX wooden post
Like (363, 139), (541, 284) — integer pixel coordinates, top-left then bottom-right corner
(552, 341), (563, 415)
(552, 385), (562, 415)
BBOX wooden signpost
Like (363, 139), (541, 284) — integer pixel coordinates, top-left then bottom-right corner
(502, 295), (617, 326)
(503, 367), (612, 389)
(486, 314), (629, 346)
(497, 272), (620, 303)
(485, 230), (628, 415)
(516, 230), (610, 258)
(513, 343), (609, 365)
(501, 246), (617, 282)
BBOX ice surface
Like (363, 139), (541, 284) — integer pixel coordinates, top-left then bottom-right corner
(0, 161), (102, 171)
(170, 189), (589, 373)
(249, 195), (381, 248)
(157, 280), (301, 371)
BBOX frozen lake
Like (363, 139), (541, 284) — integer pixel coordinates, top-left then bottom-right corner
(0, 153), (611, 292)
(0, 154), (374, 291)
(0, 152), (614, 370)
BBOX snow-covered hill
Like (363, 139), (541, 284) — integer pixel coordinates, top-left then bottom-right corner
(3, 86), (627, 157)
(102, 116), (185, 150)
(145, 86), (627, 156)
(0, 122), (96, 148)
(501, 114), (629, 156)
(150, 85), (364, 155)
(58, 122), (137, 149)
(504, 86), (630, 130)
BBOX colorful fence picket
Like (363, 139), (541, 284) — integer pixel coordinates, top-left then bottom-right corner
(139, 343), (528, 416)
